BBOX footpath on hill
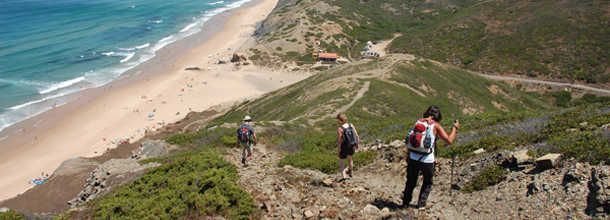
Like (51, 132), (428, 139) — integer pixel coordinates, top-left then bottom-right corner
(223, 140), (607, 219)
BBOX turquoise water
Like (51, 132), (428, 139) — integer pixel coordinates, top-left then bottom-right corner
(0, 0), (253, 134)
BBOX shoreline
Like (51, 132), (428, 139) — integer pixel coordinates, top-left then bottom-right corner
(0, 0), (305, 201)
(0, 1), (240, 156)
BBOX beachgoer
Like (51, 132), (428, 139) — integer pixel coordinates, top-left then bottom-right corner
(336, 112), (360, 181)
(402, 105), (459, 210)
(236, 116), (257, 166)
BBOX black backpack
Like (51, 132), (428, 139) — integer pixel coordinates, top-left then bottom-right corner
(341, 124), (358, 149)
(238, 125), (250, 143)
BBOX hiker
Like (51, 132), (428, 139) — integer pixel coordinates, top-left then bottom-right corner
(402, 105), (459, 210)
(236, 115), (257, 166)
(336, 112), (360, 181)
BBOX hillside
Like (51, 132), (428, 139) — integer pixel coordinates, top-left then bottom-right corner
(3, 0), (610, 219)
(209, 54), (547, 142)
(247, 0), (609, 87)
(389, 0), (610, 86)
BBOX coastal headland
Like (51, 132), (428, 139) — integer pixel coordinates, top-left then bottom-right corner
(0, 0), (306, 201)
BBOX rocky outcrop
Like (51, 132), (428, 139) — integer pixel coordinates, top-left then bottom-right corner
(130, 140), (178, 160)
(68, 140), (178, 208)
(67, 159), (159, 208)
(587, 166), (610, 217)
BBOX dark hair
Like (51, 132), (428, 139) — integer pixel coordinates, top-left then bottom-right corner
(423, 105), (442, 122)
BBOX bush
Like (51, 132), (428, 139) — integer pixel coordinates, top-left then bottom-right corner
(277, 131), (378, 173)
(551, 91), (572, 107)
(461, 165), (507, 193)
(91, 151), (256, 220)
(249, 54), (261, 61)
(0, 209), (26, 220)
(164, 127), (235, 147)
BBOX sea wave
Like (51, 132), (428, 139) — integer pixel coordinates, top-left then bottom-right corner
(0, 78), (39, 88)
(1, 88), (83, 133)
(135, 43), (150, 49)
(148, 20), (163, 24)
(9, 88), (78, 110)
(38, 76), (85, 94)
(226, 0), (252, 9)
(101, 51), (136, 63)
(119, 52), (135, 63)
(179, 22), (198, 33)
(118, 43), (150, 51)
(206, 1), (224, 5)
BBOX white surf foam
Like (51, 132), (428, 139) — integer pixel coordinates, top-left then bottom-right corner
(179, 22), (198, 33)
(206, 1), (224, 5)
(148, 20), (163, 24)
(118, 43), (150, 51)
(135, 43), (150, 49)
(119, 52), (135, 63)
(38, 76), (85, 94)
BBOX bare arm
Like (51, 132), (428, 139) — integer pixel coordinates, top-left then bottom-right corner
(435, 121), (459, 144)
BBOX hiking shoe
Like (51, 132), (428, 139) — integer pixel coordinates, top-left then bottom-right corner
(346, 169), (353, 177)
(241, 157), (245, 164)
(416, 204), (431, 211)
(244, 161), (249, 166)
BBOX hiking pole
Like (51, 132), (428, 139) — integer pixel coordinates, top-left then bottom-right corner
(450, 154), (454, 196)
(450, 119), (458, 197)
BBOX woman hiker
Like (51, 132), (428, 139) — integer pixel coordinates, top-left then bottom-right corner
(336, 112), (360, 181)
(402, 105), (459, 210)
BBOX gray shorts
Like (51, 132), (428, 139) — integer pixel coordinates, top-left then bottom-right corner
(240, 142), (252, 154)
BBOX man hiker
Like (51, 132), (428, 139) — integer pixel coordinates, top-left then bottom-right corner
(236, 115), (257, 166)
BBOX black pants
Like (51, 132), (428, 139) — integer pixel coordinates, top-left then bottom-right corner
(402, 157), (435, 207)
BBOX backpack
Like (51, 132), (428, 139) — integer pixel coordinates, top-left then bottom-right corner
(238, 125), (250, 143)
(406, 119), (436, 154)
(341, 124), (359, 149)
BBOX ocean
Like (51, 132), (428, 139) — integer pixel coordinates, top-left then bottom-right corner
(0, 0), (254, 138)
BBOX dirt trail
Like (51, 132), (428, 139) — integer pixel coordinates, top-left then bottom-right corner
(221, 138), (604, 220)
(221, 142), (446, 219)
(481, 74), (610, 95)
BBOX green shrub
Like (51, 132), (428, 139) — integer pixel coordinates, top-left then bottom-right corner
(91, 151), (256, 220)
(551, 91), (572, 107)
(277, 131), (378, 173)
(249, 54), (261, 60)
(0, 209), (26, 220)
(461, 165), (507, 193)
(286, 51), (299, 56)
(164, 127), (235, 147)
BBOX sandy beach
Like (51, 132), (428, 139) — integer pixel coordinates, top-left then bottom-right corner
(0, 0), (305, 201)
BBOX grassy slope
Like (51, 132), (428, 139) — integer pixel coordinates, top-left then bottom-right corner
(210, 55), (548, 144)
(389, 0), (610, 83)
(266, 0), (609, 84)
